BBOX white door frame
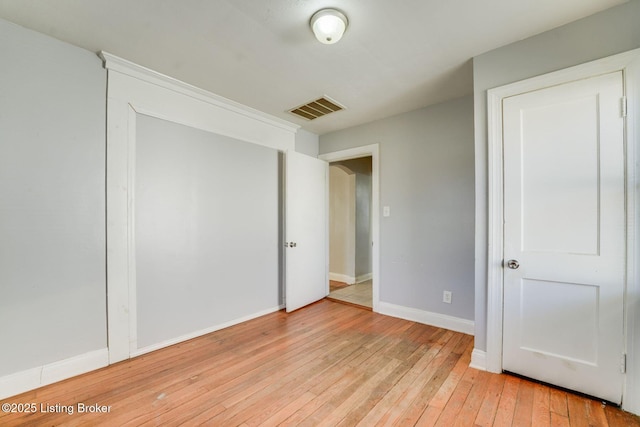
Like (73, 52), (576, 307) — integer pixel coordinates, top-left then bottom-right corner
(319, 144), (380, 312)
(486, 48), (640, 413)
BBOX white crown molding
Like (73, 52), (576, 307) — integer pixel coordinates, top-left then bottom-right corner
(98, 51), (299, 134)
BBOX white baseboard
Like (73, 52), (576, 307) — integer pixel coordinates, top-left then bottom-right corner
(356, 273), (373, 283)
(329, 273), (372, 284)
(378, 302), (475, 335)
(329, 272), (356, 284)
(470, 348), (487, 371)
(0, 348), (109, 400)
(132, 305), (284, 357)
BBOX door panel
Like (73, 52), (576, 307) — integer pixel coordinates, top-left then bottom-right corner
(520, 95), (599, 255)
(285, 151), (328, 312)
(519, 279), (598, 364)
(502, 71), (625, 403)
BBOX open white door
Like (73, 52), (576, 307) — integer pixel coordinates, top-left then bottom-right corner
(285, 150), (328, 312)
(502, 71), (625, 403)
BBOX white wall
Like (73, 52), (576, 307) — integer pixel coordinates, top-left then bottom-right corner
(320, 96), (475, 322)
(0, 19), (106, 376)
(135, 115), (280, 349)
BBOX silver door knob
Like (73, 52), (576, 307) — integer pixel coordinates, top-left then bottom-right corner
(507, 259), (519, 269)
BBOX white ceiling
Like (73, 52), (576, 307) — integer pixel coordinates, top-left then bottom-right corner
(0, 0), (626, 135)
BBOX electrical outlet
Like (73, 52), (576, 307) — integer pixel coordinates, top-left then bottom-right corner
(443, 291), (452, 304)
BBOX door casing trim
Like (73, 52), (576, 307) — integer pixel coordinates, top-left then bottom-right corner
(319, 145), (380, 312)
(100, 51), (297, 363)
(485, 48), (640, 413)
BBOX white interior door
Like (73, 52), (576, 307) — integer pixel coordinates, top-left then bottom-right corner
(502, 71), (625, 403)
(286, 150), (328, 312)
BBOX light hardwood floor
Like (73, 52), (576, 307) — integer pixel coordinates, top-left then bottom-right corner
(328, 280), (372, 309)
(1, 300), (638, 426)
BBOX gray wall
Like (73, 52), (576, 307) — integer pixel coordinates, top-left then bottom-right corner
(320, 96), (475, 321)
(295, 129), (319, 157)
(354, 163), (372, 279)
(136, 115), (280, 348)
(473, 0), (640, 352)
(0, 19), (106, 375)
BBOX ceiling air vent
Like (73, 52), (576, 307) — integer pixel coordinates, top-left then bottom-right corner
(289, 96), (344, 120)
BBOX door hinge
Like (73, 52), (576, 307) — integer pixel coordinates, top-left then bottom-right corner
(621, 96), (627, 118)
(621, 353), (627, 374)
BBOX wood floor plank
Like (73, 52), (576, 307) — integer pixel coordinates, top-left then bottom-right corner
(473, 372), (507, 426)
(395, 335), (460, 425)
(352, 330), (453, 426)
(109, 314), (362, 425)
(566, 393), (590, 427)
(37, 308), (336, 424)
(410, 339), (475, 427)
(493, 374), (521, 427)
(358, 342), (445, 426)
(414, 404), (442, 427)
(585, 399), (609, 427)
(388, 335), (465, 425)
(321, 357), (404, 426)
(252, 322), (407, 422)
(222, 340), (380, 425)
(604, 403), (640, 427)
(512, 377), (536, 427)
(432, 366), (483, 426)
(295, 358), (392, 426)
(427, 337), (474, 410)
(354, 336), (449, 426)
(336, 362), (412, 426)
(453, 369), (492, 426)
(551, 411), (571, 427)
(1, 299), (639, 427)
(531, 382), (551, 427)
(550, 388), (569, 417)
(167, 314), (364, 424)
(259, 391), (317, 427)
(285, 367), (362, 426)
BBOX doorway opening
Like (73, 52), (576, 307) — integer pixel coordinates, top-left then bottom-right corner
(326, 156), (373, 309)
(319, 144), (380, 312)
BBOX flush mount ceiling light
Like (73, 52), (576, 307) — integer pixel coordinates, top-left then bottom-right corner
(310, 8), (348, 44)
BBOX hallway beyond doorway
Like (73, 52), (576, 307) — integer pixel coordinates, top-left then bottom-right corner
(327, 280), (372, 309)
